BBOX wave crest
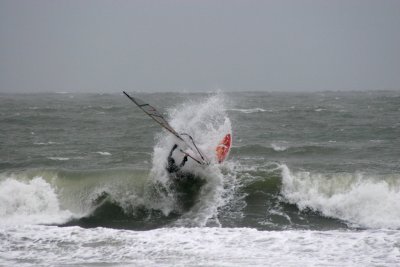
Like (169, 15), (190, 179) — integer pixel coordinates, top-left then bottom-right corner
(281, 165), (400, 229)
(0, 177), (73, 225)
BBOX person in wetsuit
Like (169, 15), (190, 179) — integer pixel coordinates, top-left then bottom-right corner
(166, 144), (188, 174)
(166, 144), (204, 210)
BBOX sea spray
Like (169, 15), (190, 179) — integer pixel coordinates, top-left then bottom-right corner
(150, 93), (234, 226)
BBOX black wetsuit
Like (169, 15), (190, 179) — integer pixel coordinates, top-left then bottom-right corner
(166, 144), (188, 174)
(166, 144), (205, 211)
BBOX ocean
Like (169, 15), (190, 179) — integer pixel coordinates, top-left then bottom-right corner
(1, 91), (399, 266)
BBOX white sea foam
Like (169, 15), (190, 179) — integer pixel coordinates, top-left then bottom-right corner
(280, 165), (400, 229)
(0, 177), (73, 225)
(1, 225), (399, 266)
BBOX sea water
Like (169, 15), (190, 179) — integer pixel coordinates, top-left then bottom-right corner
(0, 91), (399, 266)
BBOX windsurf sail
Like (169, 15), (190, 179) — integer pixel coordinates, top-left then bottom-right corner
(123, 91), (208, 165)
(123, 91), (184, 142)
(180, 133), (208, 163)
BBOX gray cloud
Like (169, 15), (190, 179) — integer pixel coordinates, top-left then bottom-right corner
(1, 0), (400, 93)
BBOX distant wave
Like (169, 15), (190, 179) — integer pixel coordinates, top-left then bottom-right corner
(233, 143), (338, 155)
(48, 157), (70, 161)
(228, 108), (268, 114)
(83, 105), (123, 112)
(34, 141), (60, 146)
(94, 151), (111, 156)
(271, 142), (288, 151)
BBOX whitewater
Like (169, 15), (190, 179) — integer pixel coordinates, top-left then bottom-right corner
(1, 91), (400, 266)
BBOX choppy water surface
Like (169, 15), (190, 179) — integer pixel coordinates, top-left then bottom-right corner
(1, 91), (399, 266)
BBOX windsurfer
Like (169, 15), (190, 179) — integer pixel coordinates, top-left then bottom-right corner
(166, 144), (188, 173)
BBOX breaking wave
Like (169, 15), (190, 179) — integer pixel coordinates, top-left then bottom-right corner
(1, 163), (400, 230)
(281, 165), (400, 229)
(0, 176), (73, 225)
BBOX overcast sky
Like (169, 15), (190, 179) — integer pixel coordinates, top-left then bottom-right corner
(1, 0), (400, 93)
